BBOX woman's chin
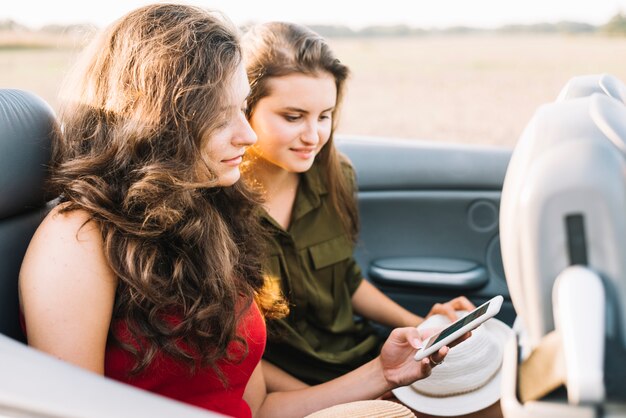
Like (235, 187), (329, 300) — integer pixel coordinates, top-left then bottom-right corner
(213, 170), (241, 187)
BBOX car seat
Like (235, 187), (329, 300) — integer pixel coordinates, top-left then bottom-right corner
(0, 89), (56, 342)
(499, 74), (626, 417)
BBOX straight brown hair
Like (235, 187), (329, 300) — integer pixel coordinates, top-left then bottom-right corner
(242, 22), (359, 241)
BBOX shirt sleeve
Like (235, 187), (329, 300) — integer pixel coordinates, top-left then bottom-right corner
(345, 256), (365, 295)
(339, 156), (358, 196)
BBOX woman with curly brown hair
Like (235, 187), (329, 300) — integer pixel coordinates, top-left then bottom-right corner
(18, 4), (458, 418)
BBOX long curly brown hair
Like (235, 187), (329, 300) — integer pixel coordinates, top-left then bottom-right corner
(50, 3), (272, 378)
(241, 22), (358, 241)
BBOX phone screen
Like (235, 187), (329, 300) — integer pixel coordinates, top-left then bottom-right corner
(425, 303), (489, 347)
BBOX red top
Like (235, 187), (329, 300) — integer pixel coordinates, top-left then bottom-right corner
(105, 302), (266, 418)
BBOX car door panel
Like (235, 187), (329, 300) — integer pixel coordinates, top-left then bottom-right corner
(337, 136), (515, 325)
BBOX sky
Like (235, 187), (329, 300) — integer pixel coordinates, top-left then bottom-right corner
(3, 0), (626, 30)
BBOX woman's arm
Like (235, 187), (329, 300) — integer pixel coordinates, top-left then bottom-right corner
(19, 207), (117, 374)
(245, 327), (450, 418)
(261, 359), (309, 392)
(351, 279), (422, 328)
(352, 280), (477, 327)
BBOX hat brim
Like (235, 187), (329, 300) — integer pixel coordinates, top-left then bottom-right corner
(392, 318), (513, 417)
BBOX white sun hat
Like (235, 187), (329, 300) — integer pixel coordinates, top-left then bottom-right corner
(392, 312), (513, 416)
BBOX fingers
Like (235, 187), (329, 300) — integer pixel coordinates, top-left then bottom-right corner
(417, 327), (438, 340)
(411, 337), (424, 349)
(428, 302), (457, 322)
(388, 326), (423, 349)
(454, 296), (476, 310)
(420, 357), (433, 376)
(428, 355), (443, 367)
(381, 327), (452, 387)
(418, 346), (448, 378)
(430, 346), (449, 365)
(426, 296), (476, 322)
(423, 346), (449, 370)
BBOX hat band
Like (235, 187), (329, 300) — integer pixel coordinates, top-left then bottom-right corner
(412, 365), (501, 398)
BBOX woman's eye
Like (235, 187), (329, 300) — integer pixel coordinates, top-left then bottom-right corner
(284, 114), (300, 122)
(319, 114), (331, 121)
(215, 118), (229, 130)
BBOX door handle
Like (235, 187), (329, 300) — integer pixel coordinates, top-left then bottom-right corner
(369, 257), (488, 290)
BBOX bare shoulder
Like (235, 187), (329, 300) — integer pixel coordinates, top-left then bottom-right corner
(20, 203), (117, 295)
(19, 203), (118, 372)
(38, 203), (100, 246)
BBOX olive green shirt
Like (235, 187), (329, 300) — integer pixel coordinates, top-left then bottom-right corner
(261, 160), (380, 384)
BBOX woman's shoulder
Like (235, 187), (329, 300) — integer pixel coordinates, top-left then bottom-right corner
(337, 152), (354, 170)
(337, 152), (357, 188)
(19, 202), (118, 373)
(20, 203), (115, 287)
(40, 203), (101, 245)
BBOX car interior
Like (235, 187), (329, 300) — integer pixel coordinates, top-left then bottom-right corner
(1, 74), (626, 416)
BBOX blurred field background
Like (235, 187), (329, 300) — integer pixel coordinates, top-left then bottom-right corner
(3, 30), (626, 147)
(329, 35), (626, 146)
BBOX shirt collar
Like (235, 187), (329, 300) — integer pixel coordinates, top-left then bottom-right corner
(259, 159), (328, 229)
(292, 159), (328, 222)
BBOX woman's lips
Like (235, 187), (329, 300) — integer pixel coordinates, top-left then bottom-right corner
(290, 147), (316, 159)
(221, 155), (243, 166)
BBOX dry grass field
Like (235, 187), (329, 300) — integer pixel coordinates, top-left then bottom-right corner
(3, 34), (626, 147)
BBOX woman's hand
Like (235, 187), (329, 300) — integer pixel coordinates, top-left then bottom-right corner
(425, 296), (475, 322)
(250, 327), (469, 417)
(378, 327), (447, 388)
(378, 326), (472, 389)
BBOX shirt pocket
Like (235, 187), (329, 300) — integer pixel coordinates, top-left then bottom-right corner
(307, 235), (354, 324)
(308, 235), (352, 270)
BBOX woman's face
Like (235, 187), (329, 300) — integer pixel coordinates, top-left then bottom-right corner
(201, 63), (257, 186)
(248, 72), (337, 173)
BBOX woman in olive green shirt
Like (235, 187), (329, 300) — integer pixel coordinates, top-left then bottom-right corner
(241, 22), (474, 390)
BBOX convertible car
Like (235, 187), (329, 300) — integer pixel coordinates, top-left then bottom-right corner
(0, 73), (624, 417)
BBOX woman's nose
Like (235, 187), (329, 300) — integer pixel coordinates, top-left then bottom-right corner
(234, 117), (257, 146)
(300, 121), (319, 145)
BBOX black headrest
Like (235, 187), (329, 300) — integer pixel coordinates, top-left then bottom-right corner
(0, 89), (56, 219)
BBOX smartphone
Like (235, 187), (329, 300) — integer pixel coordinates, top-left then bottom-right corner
(413, 295), (504, 361)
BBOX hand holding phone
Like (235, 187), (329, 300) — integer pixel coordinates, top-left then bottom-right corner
(414, 295), (504, 361)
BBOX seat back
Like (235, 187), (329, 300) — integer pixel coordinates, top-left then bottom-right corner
(0, 89), (56, 341)
(500, 75), (626, 350)
(499, 75), (626, 411)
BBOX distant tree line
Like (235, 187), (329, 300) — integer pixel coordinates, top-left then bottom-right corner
(2, 12), (626, 38)
(309, 13), (626, 38)
(0, 19), (97, 36)
(602, 13), (626, 35)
